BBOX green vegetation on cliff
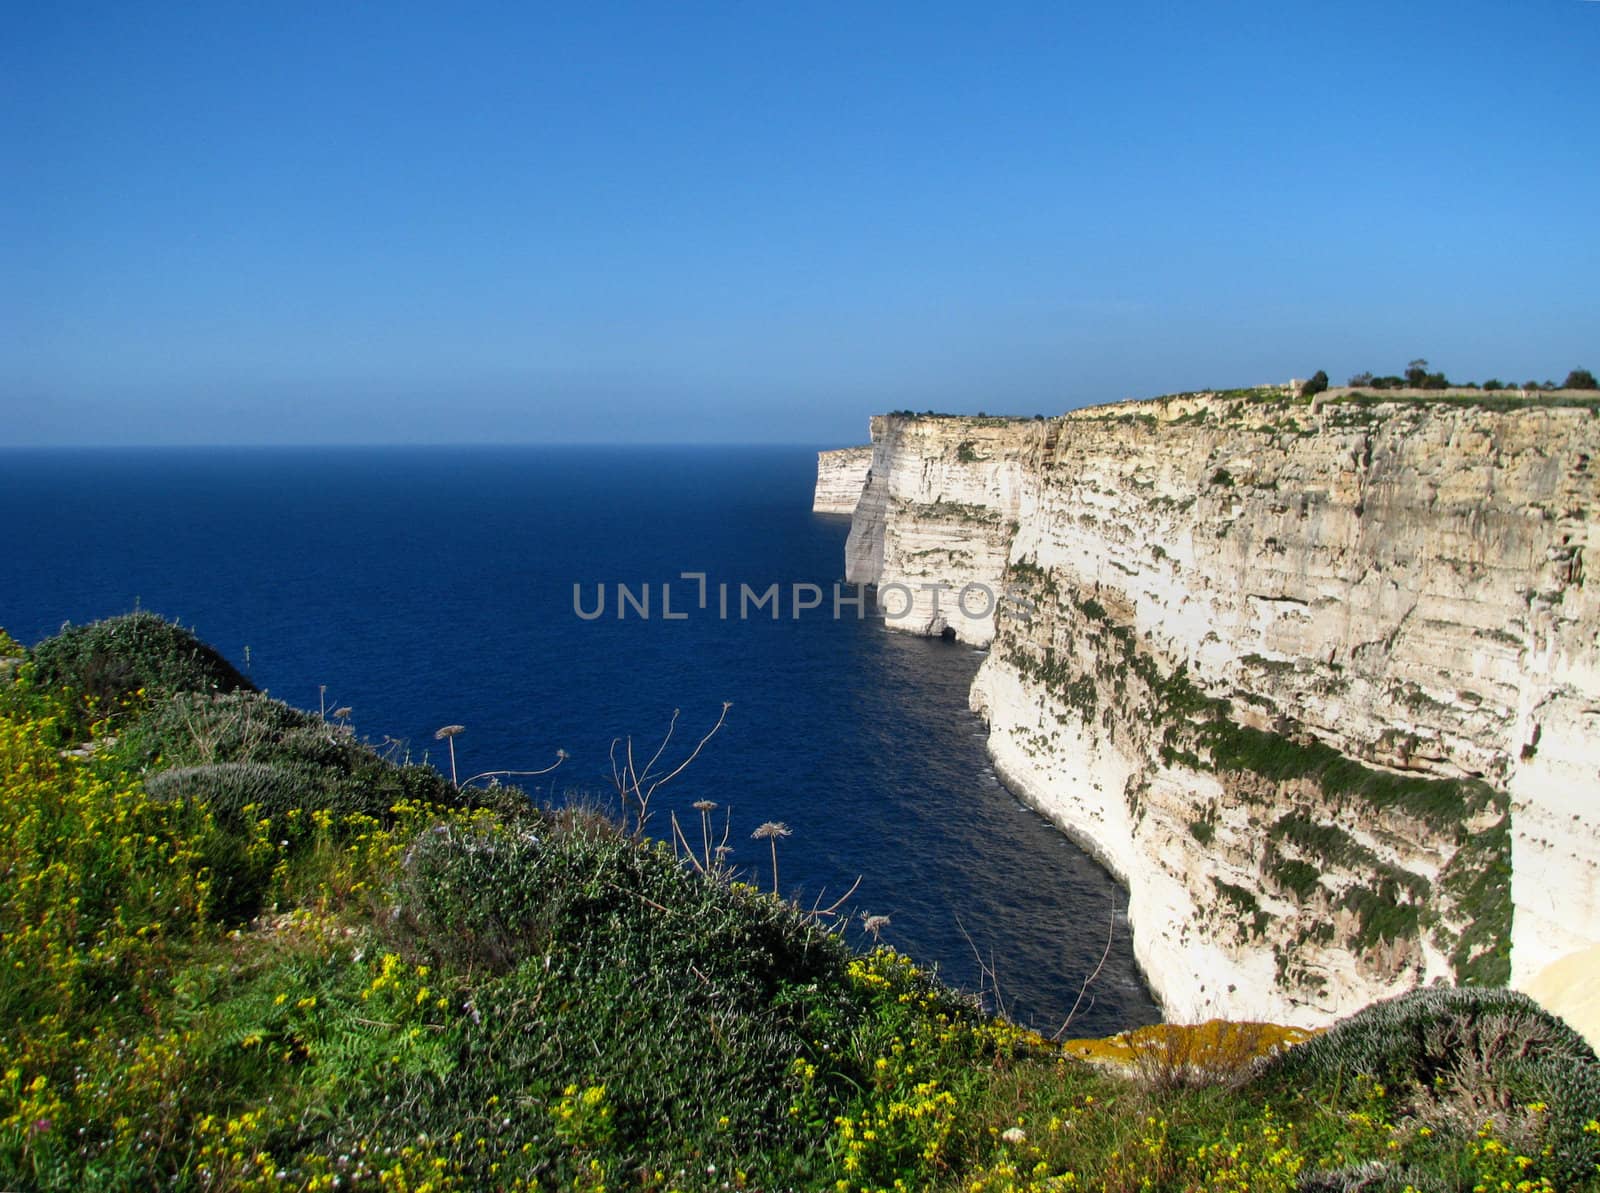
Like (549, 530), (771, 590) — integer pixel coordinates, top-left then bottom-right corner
(1015, 591), (1514, 990)
(0, 616), (1593, 1191)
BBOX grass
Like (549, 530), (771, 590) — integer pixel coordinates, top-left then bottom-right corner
(1196, 720), (1500, 836)
(1005, 558), (1060, 601)
(1269, 858), (1322, 902)
(0, 616), (1593, 1191)
(1438, 812), (1514, 985)
(917, 497), (1007, 525)
(1197, 720), (1507, 983)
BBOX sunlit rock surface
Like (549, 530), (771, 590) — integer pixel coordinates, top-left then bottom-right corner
(844, 390), (1600, 1026)
(812, 447), (873, 514)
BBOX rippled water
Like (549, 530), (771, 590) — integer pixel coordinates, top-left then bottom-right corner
(1, 445), (1159, 1035)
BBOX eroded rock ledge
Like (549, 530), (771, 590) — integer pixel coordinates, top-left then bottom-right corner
(812, 446), (873, 514)
(842, 389), (1600, 1026)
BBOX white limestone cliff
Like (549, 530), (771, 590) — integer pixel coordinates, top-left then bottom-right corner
(812, 447), (874, 514)
(845, 391), (1600, 1027)
(845, 416), (1045, 643)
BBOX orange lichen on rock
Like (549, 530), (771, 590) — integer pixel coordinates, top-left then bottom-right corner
(1061, 1019), (1318, 1083)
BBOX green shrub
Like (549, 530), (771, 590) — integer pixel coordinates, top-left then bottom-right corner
(123, 688), (313, 762)
(1404, 359), (1449, 389)
(32, 615), (478, 823)
(122, 690), (467, 822)
(1271, 858), (1322, 901)
(1438, 814), (1512, 985)
(1199, 721), (1499, 834)
(29, 612), (252, 717)
(142, 763), (330, 921)
(1339, 884), (1420, 948)
(1261, 987), (1600, 1187)
(144, 761), (322, 821)
(392, 819), (557, 973)
(1213, 876), (1270, 936)
(370, 816), (894, 1183)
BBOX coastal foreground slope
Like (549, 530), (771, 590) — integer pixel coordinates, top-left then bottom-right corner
(4, 613), (1600, 1190)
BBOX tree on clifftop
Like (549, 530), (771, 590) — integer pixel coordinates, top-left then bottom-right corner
(1563, 368), (1598, 390)
(1405, 358), (1449, 389)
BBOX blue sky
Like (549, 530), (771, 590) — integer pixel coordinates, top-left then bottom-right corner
(4, 1), (1596, 446)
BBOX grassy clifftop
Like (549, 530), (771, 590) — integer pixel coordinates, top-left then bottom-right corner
(2, 614), (1599, 1192)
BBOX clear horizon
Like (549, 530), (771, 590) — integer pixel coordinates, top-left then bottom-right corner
(5, 1), (1596, 447)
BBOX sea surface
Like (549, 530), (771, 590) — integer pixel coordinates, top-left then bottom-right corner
(1, 445), (1159, 1036)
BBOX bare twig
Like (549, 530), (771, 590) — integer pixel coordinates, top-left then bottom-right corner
(603, 881), (671, 915)
(669, 810), (708, 876)
(955, 914), (1007, 1021)
(1052, 900), (1117, 1041)
(643, 704), (730, 806)
(609, 703), (732, 836)
(804, 875), (864, 926)
(713, 807), (732, 872)
(639, 708), (679, 788)
(458, 749), (568, 790)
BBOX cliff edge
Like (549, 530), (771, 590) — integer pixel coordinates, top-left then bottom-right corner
(845, 389), (1600, 1026)
(813, 446), (873, 514)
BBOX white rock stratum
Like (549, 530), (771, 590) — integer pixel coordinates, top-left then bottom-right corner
(834, 390), (1600, 1027)
(812, 447), (873, 514)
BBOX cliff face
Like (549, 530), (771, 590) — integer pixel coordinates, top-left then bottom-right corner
(812, 447), (874, 514)
(847, 391), (1600, 1026)
(845, 416), (1045, 642)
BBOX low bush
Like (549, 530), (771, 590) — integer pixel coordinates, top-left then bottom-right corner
(27, 611), (252, 719)
(1261, 986), (1600, 1187)
(144, 761), (322, 821)
(1271, 857), (1322, 901)
(120, 689), (474, 822)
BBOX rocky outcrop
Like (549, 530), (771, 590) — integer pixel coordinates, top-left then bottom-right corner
(845, 390), (1600, 1026)
(812, 447), (873, 514)
(845, 416), (1044, 642)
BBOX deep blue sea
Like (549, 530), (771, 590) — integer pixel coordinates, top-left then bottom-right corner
(1, 446), (1158, 1036)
